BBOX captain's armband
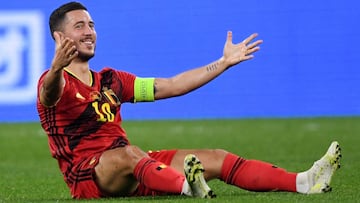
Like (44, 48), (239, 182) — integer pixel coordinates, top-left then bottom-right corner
(134, 77), (155, 102)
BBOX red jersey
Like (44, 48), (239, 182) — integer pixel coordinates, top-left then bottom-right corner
(37, 67), (136, 186)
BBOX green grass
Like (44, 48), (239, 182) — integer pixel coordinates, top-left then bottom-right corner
(0, 117), (359, 202)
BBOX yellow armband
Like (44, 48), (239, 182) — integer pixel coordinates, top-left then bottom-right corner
(134, 77), (155, 102)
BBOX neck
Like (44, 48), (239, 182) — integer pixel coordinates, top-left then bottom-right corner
(65, 60), (92, 86)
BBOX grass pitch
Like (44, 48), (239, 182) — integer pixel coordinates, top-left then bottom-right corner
(0, 117), (359, 202)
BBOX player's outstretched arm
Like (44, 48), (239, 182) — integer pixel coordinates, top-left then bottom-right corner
(154, 31), (263, 100)
(39, 32), (78, 107)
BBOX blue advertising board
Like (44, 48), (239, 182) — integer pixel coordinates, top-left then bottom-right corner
(0, 1), (359, 122)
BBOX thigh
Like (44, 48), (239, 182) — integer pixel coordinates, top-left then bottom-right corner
(94, 145), (149, 196)
(148, 149), (178, 165)
(70, 154), (103, 199)
(170, 149), (228, 180)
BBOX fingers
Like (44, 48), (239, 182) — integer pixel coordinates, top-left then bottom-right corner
(54, 33), (77, 57)
(228, 32), (262, 48)
(243, 33), (262, 56)
(53, 31), (61, 49)
(226, 31), (233, 44)
(247, 39), (263, 49)
(242, 33), (259, 45)
(247, 39), (262, 56)
(63, 40), (77, 55)
(243, 55), (254, 61)
(68, 49), (79, 60)
(54, 31), (69, 49)
(54, 31), (76, 52)
(52, 33), (78, 69)
(246, 47), (260, 56)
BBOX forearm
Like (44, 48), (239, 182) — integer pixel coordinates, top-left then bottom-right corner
(40, 67), (65, 107)
(152, 32), (263, 100)
(173, 58), (227, 92)
(154, 57), (228, 99)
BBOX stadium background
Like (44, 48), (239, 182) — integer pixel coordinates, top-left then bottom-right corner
(0, 0), (359, 122)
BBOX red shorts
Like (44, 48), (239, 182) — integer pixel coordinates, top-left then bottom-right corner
(70, 149), (178, 199)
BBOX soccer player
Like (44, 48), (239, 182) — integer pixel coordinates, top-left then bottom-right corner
(37, 2), (341, 199)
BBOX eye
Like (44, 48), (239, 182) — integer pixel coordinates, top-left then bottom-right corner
(74, 23), (84, 29)
(89, 22), (95, 29)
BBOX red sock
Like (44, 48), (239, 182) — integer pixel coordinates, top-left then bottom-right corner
(220, 153), (297, 192)
(133, 157), (185, 194)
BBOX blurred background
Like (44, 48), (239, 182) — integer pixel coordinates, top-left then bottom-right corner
(0, 0), (359, 122)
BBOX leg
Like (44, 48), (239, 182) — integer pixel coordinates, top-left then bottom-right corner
(94, 145), (186, 196)
(171, 149), (297, 192)
(147, 150), (216, 198)
(170, 149), (227, 179)
(170, 141), (341, 194)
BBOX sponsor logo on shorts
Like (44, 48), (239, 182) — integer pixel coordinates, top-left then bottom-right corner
(89, 157), (97, 165)
(156, 164), (167, 171)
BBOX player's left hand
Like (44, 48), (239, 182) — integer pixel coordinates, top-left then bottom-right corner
(222, 32), (263, 68)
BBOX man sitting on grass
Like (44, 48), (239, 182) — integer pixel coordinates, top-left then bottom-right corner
(37, 1), (341, 199)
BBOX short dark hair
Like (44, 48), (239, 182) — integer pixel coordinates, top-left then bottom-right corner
(49, 2), (88, 39)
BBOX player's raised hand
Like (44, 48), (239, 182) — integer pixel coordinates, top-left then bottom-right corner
(222, 31), (263, 68)
(51, 31), (78, 71)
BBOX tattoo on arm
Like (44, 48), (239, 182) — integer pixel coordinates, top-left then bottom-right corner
(206, 62), (218, 72)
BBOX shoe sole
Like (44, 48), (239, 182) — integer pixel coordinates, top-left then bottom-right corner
(309, 141), (341, 194)
(184, 154), (216, 198)
(324, 141), (341, 191)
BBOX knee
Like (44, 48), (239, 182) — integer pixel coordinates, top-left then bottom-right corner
(119, 145), (149, 168)
(98, 145), (148, 173)
(200, 149), (229, 180)
(211, 149), (229, 160)
(94, 146), (148, 195)
(124, 145), (149, 166)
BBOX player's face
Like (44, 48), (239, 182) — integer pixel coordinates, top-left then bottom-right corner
(62, 10), (97, 61)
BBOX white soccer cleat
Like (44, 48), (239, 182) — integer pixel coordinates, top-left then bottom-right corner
(306, 141), (341, 194)
(184, 154), (216, 198)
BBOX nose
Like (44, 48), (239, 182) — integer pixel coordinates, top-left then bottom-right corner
(84, 24), (95, 35)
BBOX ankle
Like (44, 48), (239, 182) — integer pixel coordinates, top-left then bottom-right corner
(181, 180), (192, 196)
(296, 171), (310, 193)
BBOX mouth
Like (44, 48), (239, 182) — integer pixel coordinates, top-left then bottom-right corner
(80, 38), (95, 48)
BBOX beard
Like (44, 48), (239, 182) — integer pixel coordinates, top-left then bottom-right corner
(78, 51), (95, 62)
(76, 44), (96, 62)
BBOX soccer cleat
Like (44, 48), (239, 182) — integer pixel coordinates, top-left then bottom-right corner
(184, 154), (216, 198)
(306, 141), (341, 194)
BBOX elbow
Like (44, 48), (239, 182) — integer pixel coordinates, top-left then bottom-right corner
(168, 78), (193, 97)
(154, 79), (190, 100)
(39, 94), (58, 108)
(39, 86), (62, 107)
(173, 86), (191, 97)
